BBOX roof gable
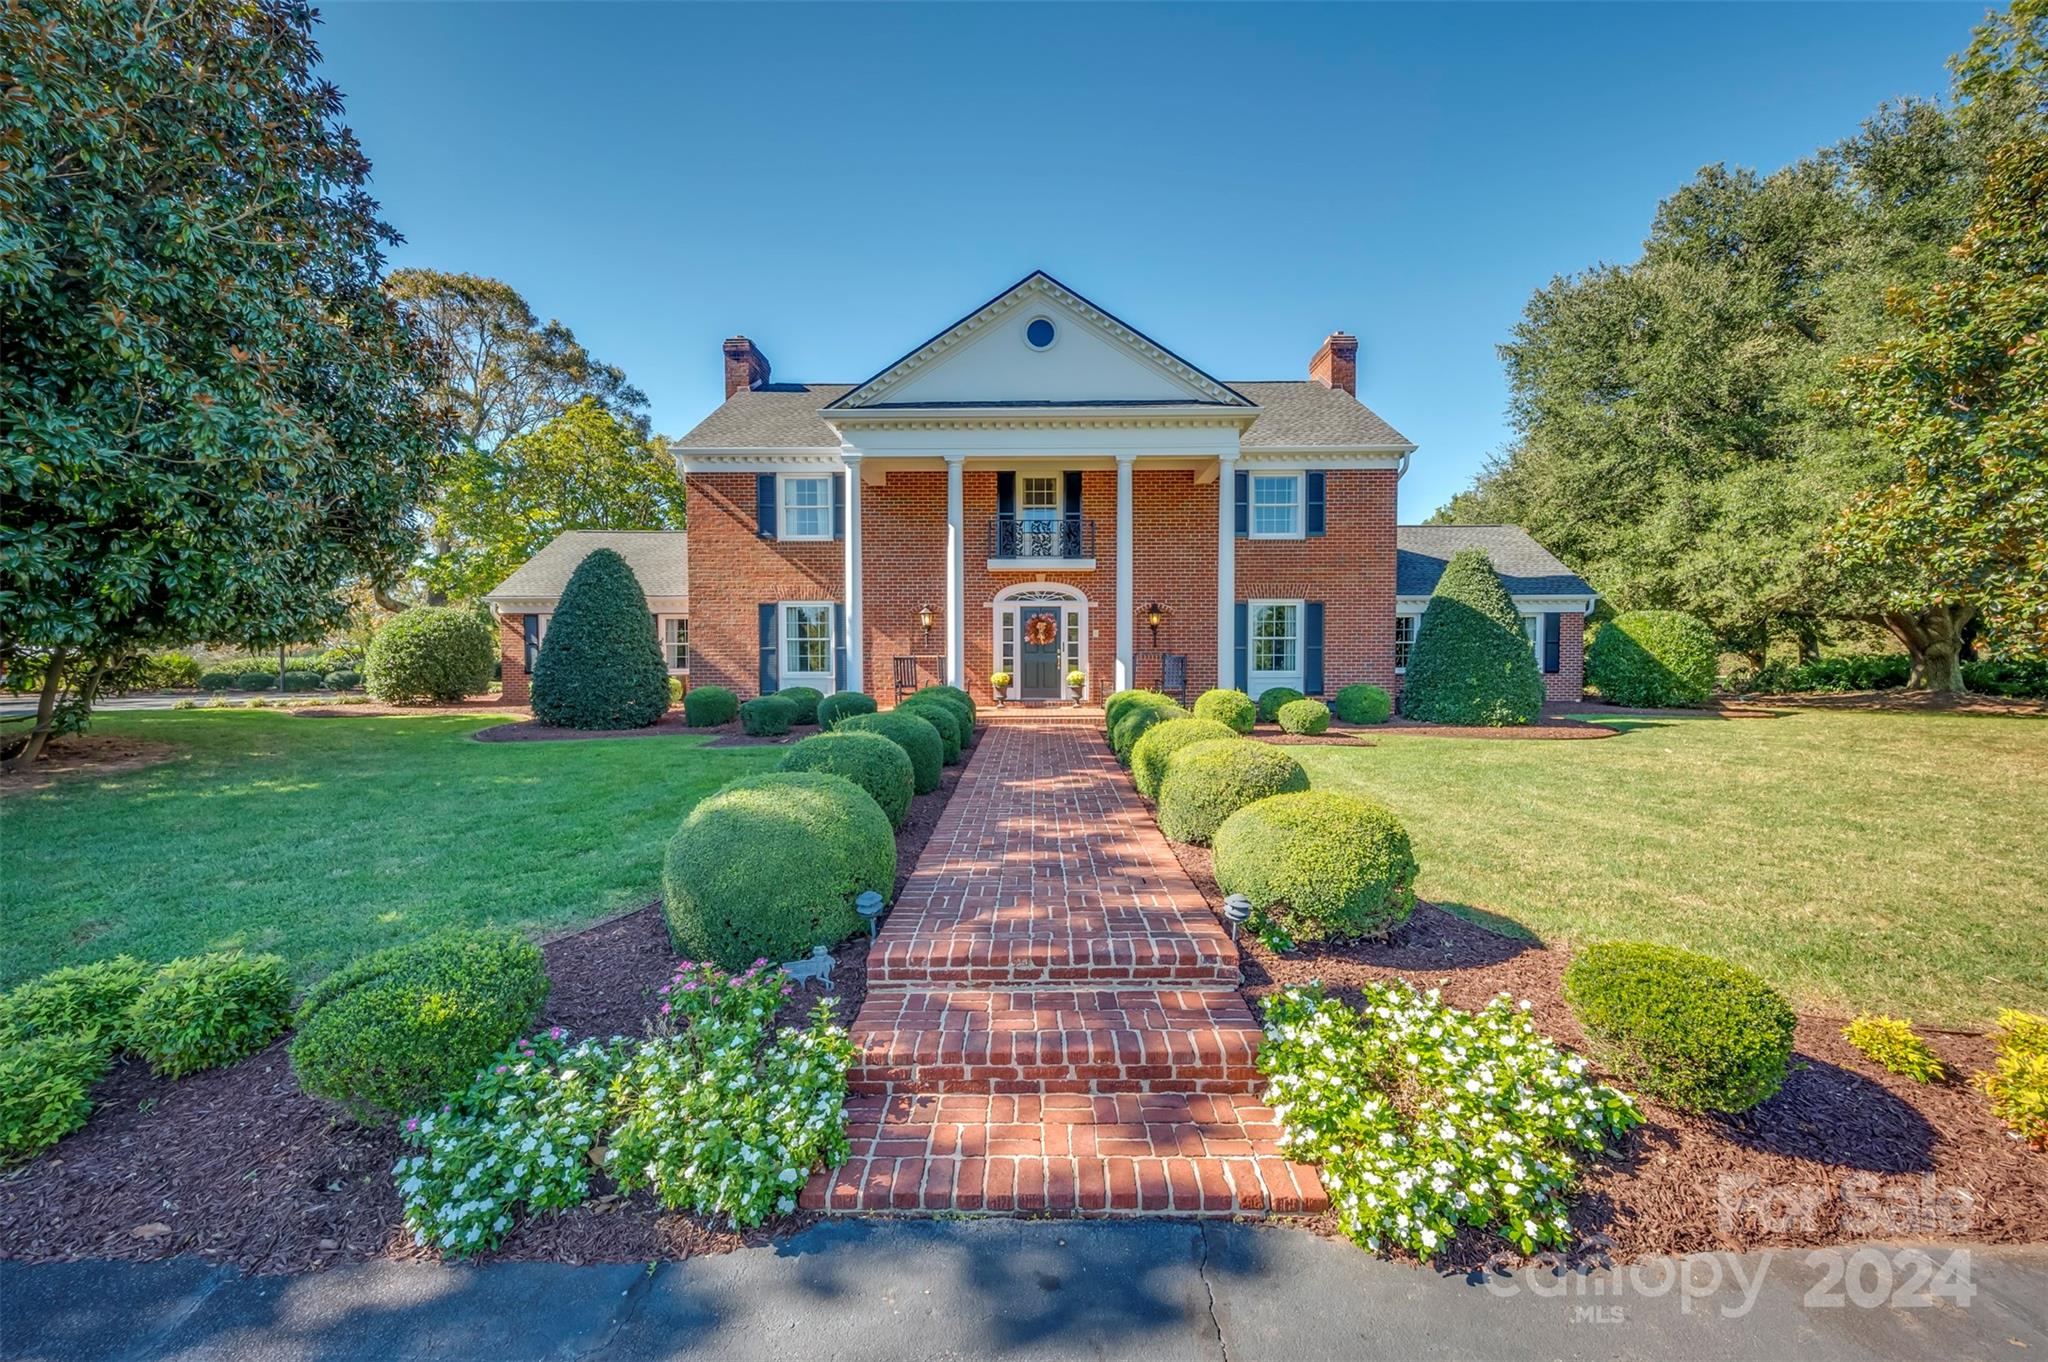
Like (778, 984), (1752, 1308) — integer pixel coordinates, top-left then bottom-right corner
(484, 530), (689, 605)
(1396, 525), (1592, 599)
(826, 272), (1252, 412)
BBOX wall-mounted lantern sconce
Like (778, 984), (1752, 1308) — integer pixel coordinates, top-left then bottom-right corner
(918, 603), (935, 641)
(1145, 602), (1165, 644)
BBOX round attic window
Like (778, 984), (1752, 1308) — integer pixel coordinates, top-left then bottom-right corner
(1024, 317), (1057, 350)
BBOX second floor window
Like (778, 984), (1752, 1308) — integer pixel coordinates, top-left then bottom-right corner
(1020, 474), (1059, 521)
(781, 475), (831, 540)
(1251, 474), (1301, 538)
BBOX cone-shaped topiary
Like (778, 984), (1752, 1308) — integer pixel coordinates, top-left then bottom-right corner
(1400, 548), (1545, 726)
(364, 606), (494, 703)
(1587, 610), (1718, 707)
(529, 549), (671, 729)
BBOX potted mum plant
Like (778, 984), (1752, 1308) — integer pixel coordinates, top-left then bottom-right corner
(990, 670), (1013, 707)
(1067, 668), (1086, 705)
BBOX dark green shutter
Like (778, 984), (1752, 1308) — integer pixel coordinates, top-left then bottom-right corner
(996, 471), (1015, 518)
(1544, 611), (1562, 674)
(1233, 471), (1249, 537)
(833, 602), (849, 691)
(1233, 601), (1249, 691)
(1305, 472), (1326, 537)
(1303, 602), (1325, 695)
(522, 615), (540, 672)
(832, 472), (845, 540)
(758, 603), (777, 693)
(755, 475), (776, 539)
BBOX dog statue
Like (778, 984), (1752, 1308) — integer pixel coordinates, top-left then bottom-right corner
(780, 945), (836, 992)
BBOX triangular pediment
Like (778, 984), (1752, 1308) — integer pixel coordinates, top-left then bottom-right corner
(825, 272), (1253, 412)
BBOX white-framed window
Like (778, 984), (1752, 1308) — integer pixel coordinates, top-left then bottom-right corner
(1250, 473), (1303, 539)
(1065, 609), (1082, 678)
(661, 616), (688, 674)
(1249, 599), (1303, 692)
(1393, 614), (1417, 672)
(1520, 614), (1543, 663)
(779, 474), (832, 541)
(999, 611), (1016, 675)
(780, 602), (834, 684)
(1019, 473), (1060, 520)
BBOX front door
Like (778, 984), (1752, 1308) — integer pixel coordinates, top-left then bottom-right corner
(1018, 606), (1061, 699)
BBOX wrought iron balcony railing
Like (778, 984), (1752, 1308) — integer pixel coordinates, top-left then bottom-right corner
(986, 515), (1096, 562)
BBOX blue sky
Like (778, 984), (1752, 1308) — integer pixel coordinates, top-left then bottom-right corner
(317, 2), (1978, 518)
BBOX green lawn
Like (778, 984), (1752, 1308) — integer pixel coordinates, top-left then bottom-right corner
(1291, 709), (2048, 1027)
(0, 711), (780, 986)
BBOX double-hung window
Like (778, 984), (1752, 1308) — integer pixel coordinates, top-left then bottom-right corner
(780, 475), (831, 541)
(1393, 615), (1417, 672)
(1249, 600), (1302, 691)
(781, 603), (833, 683)
(662, 617), (688, 674)
(1520, 614), (1542, 663)
(1250, 474), (1302, 538)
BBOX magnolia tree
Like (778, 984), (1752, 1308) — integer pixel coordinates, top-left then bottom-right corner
(0, 0), (447, 764)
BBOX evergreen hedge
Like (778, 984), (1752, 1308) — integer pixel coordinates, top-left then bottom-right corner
(1333, 684), (1391, 725)
(1213, 791), (1418, 942)
(898, 700), (961, 764)
(1130, 716), (1239, 800)
(816, 690), (878, 728)
(777, 730), (916, 829)
(364, 606), (494, 704)
(836, 711), (944, 793)
(1155, 739), (1308, 846)
(772, 685), (823, 725)
(1400, 548), (1544, 726)
(1587, 610), (1718, 707)
(1256, 687), (1305, 722)
(529, 549), (670, 729)
(1276, 698), (1331, 734)
(1193, 688), (1257, 734)
(683, 684), (738, 726)
(739, 695), (796, 736)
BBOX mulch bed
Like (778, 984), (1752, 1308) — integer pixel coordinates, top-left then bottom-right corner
(1165, 839), (2048, 1266)
(0, 731), (980, 1274)
(0, 734), (183, 794)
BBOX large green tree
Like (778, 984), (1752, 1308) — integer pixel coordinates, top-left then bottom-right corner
(0, 0), (447, 766)
(429, 398), (686, 601)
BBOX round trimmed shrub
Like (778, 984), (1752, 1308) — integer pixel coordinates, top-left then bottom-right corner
(1214, 791), (1418, 942)
(773, 685), (823, 725)
(364, 606), (495, 705)
(1155, 739), (1309, 846)
(1256, 687), (1305, 722)
(662, 771), (895, 971)
(1562, 942), (1797, 1114)
(1105, 688), (1174, 734)
(280, 668), (323, 692)
(817, 690), (878, 728)
(1276, 698), (1331, 735)
(911, 684), (977, 725)
(1130, 717), (1239, 800)
(777, 730), (915, 829)
(683, 684), (738, 727)
(1401, 547), (1545, 726)
(739, 695), (796, 736)
(1587, 610), (1718, 708)
(1193, 688), (1257, 734)
(324, 669), (362, 692)
(529, 549), (670, 729)
(126, 952), (295, 1079)
(291, 930), (548, 1123)
(1110, 698), (1187, 766)
(837, 711), (944, 793)
(197, 669), (239, 692)
(898, 700), (961, 764)
(909, 687), (975, 741)
(1333, 683), (1391, 725)
(236, 671), (276, 692)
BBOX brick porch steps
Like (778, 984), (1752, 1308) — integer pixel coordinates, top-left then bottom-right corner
(849, 987), (1264, 1095)
(867, 926), (1237, 989)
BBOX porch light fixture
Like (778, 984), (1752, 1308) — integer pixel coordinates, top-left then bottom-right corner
(1222, 894), (1253, 944)
(1145, 602), (1164, 643)
(918, 603), (935, 638)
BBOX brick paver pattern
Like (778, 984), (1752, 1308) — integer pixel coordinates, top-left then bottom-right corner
(802, 714), (1327, 1216)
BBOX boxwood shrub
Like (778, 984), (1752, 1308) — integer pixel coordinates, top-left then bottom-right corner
(1587, 610), (1719, 708)
(236, 671), (276, 691)
(1105, 688), (1175, 734)
(816, 690), (878, 728)
(908, 688), (975, 743)
(529, 549), (670, 729)
(126, 952), (295, 1079)
(1256, 687), (1305, 722)
(1, 1036), (112, 1164)
(836, 711), (944, 793)
(279, 668), (323, 692)
(1276, 698), (1331, 734)
(1155, 739), (1308, 846)
(683, 684), (739, 727)
(364, 606), (495, 705)
(1401, 548), (1545, 726)
(1110, 698), (1187, 766)
(1332, 683), (1391, 725)
(898, 700), (961, 764)
(290, 930), (548, 1123)
(1562, 941), (1797, 1114)
(910, 684), (977, 725)
(1192, 688), (1256, 734)
(739, 695), (796, 736)
(777, 730), (915, 829)
(662, 771), (896, 971)
(197, 669), (239, 692)
(1213, 791), (1417, 942)
(1130, 717), (1239, 800)
(772, 685), (823, 725)
(324, 669), (362, 692)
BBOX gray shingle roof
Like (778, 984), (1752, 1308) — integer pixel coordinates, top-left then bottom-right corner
(675, 380), (1410, 450)
(1397, 525), (1593, 599)
(484, 531), (688, 605)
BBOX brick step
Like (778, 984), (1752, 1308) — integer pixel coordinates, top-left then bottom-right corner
(867, 923), (1238, 989)
(801, 1091), (1327, 1216)
(847, 987), (1264, 1094)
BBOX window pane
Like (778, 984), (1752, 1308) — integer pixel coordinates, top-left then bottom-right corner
(1251, 475), (1299, 536)
(1020, 476), (1058, 512)
(1252, 604), (1298, 673)
(663, 618), (688, 671)
(786, 605), (831, 674)
(1001, 613), (1015, 672)
(784, 477), (829, 538)
(1066, 611), (1080, 673)
(1393, 616), (1415, 671)
(1521, 615), (1541, 659)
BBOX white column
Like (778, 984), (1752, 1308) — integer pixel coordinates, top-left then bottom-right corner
(944, 453), (965, 688)
(1216, 451), (1237, 692)
(1114, 453), (1135, 693)
(842, 456), (863, 694)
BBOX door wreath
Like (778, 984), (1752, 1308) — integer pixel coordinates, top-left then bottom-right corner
(1023, 613), (1058, 646)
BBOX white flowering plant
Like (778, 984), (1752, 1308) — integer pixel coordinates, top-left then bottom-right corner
(1258, 981), (1640, 1260)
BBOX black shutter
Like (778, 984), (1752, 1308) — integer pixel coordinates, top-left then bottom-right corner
(758, 603), (777, 694)
(833, 603), (849, 691)
(1544, 611), (1562, 674)
(522, 614), (541, 673)
(1233, 601), (1249, 691)
(832, 471), (846, 540)
(1233, 470), (1249, 537)
(996, 470), (1015, 518)
(755, 475), (776, 539)
(1305, 471), (1326, 537)
(1062, 469), (1082, 537)
(1303, 602), (1325, 695)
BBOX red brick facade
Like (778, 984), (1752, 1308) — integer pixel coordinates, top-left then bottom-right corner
(686, 471), (843, 697)
(1235, 468), (1400, 693)
(1545, 611), (1586, 703)
(499, 613), (530, 704)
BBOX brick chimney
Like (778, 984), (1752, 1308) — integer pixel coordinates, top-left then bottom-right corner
(723, 336), (771, 398)
(1309, 332), (1358, 396)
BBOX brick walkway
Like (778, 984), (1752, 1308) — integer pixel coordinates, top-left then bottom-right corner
(803, 715), (1326, 1216)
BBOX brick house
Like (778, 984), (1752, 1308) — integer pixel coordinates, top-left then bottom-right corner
(500, 271), (1591, 708)
(485, 530), (689, 705)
